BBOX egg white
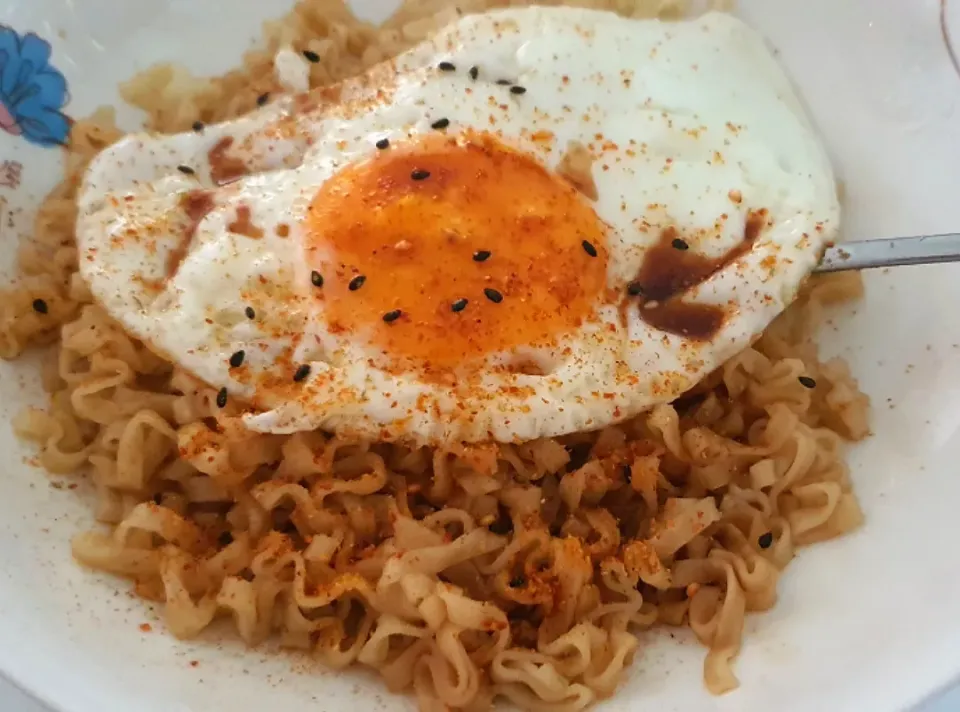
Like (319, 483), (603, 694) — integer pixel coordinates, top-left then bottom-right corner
(77, 8), (838, 445)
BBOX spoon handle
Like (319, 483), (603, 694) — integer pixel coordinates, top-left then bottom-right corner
(815, 233), (960, 273)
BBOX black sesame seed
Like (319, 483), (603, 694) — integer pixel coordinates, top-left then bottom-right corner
(256, 93), (269, 106)
(627, 281), (644, 296)
(217, 531), (234, 547)
(375, 138), (390, 150)
(383, 309), (402, 323)
(191, 120), (204, 132)
(581, 239), (598, 257)
(31, 298), (48, 314)
(216, 387), (228, 409)
(411, 168), (431, 181)
(798, 376), (817, 389)
(473, 250), (491, 262)
(484, 288), (503, 304)
(177, 164), (195, 175)
(469, 66), (479, 80)
(293, 364), (311, 382)
(622, 464), (632, 484)
(438, 61), (456, 72)
(451, 298), (468, 313)
(758, 532), (774, 549)
(348, 274), (367, 291)
(311, 270), (324, 288)
(152, 492), (163, 505)
(302, 49), (320, 63)
(431, 117), (450, 130)
(496, 79), (512, 86)
(509, 575), (526, 588)
(244, 306), (255, 319)
(229, 350), (245, 368)
(671, 237), (689, 251)
(510, 85), (527, 95)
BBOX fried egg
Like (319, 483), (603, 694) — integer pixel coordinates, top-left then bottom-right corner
(76, 8), (838, 445)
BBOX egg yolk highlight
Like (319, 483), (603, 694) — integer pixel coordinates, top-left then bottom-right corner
(306, 132), (608, 372)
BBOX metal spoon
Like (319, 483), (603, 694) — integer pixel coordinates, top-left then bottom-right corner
(815, 233), (960, 273)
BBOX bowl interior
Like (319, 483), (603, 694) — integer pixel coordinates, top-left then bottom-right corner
(2, 1), (960, 711)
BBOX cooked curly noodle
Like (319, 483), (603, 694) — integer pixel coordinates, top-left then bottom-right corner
(3, 1), (869, 710)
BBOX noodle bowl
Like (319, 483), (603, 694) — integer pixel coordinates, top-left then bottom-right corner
(1, 1), (870, 710)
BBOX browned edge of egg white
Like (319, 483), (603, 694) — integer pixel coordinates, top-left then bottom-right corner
(625, 209), (768, 340)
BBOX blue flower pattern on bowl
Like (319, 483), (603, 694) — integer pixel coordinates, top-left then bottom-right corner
(0, 25), (69, 147)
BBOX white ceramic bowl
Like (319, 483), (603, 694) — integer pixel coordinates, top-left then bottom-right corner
(2, 1), (960, 710)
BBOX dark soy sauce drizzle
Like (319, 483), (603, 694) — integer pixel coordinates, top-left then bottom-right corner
(626, 209), (767, 339)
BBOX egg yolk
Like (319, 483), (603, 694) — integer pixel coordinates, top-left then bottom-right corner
(305, 131), (608, 373)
